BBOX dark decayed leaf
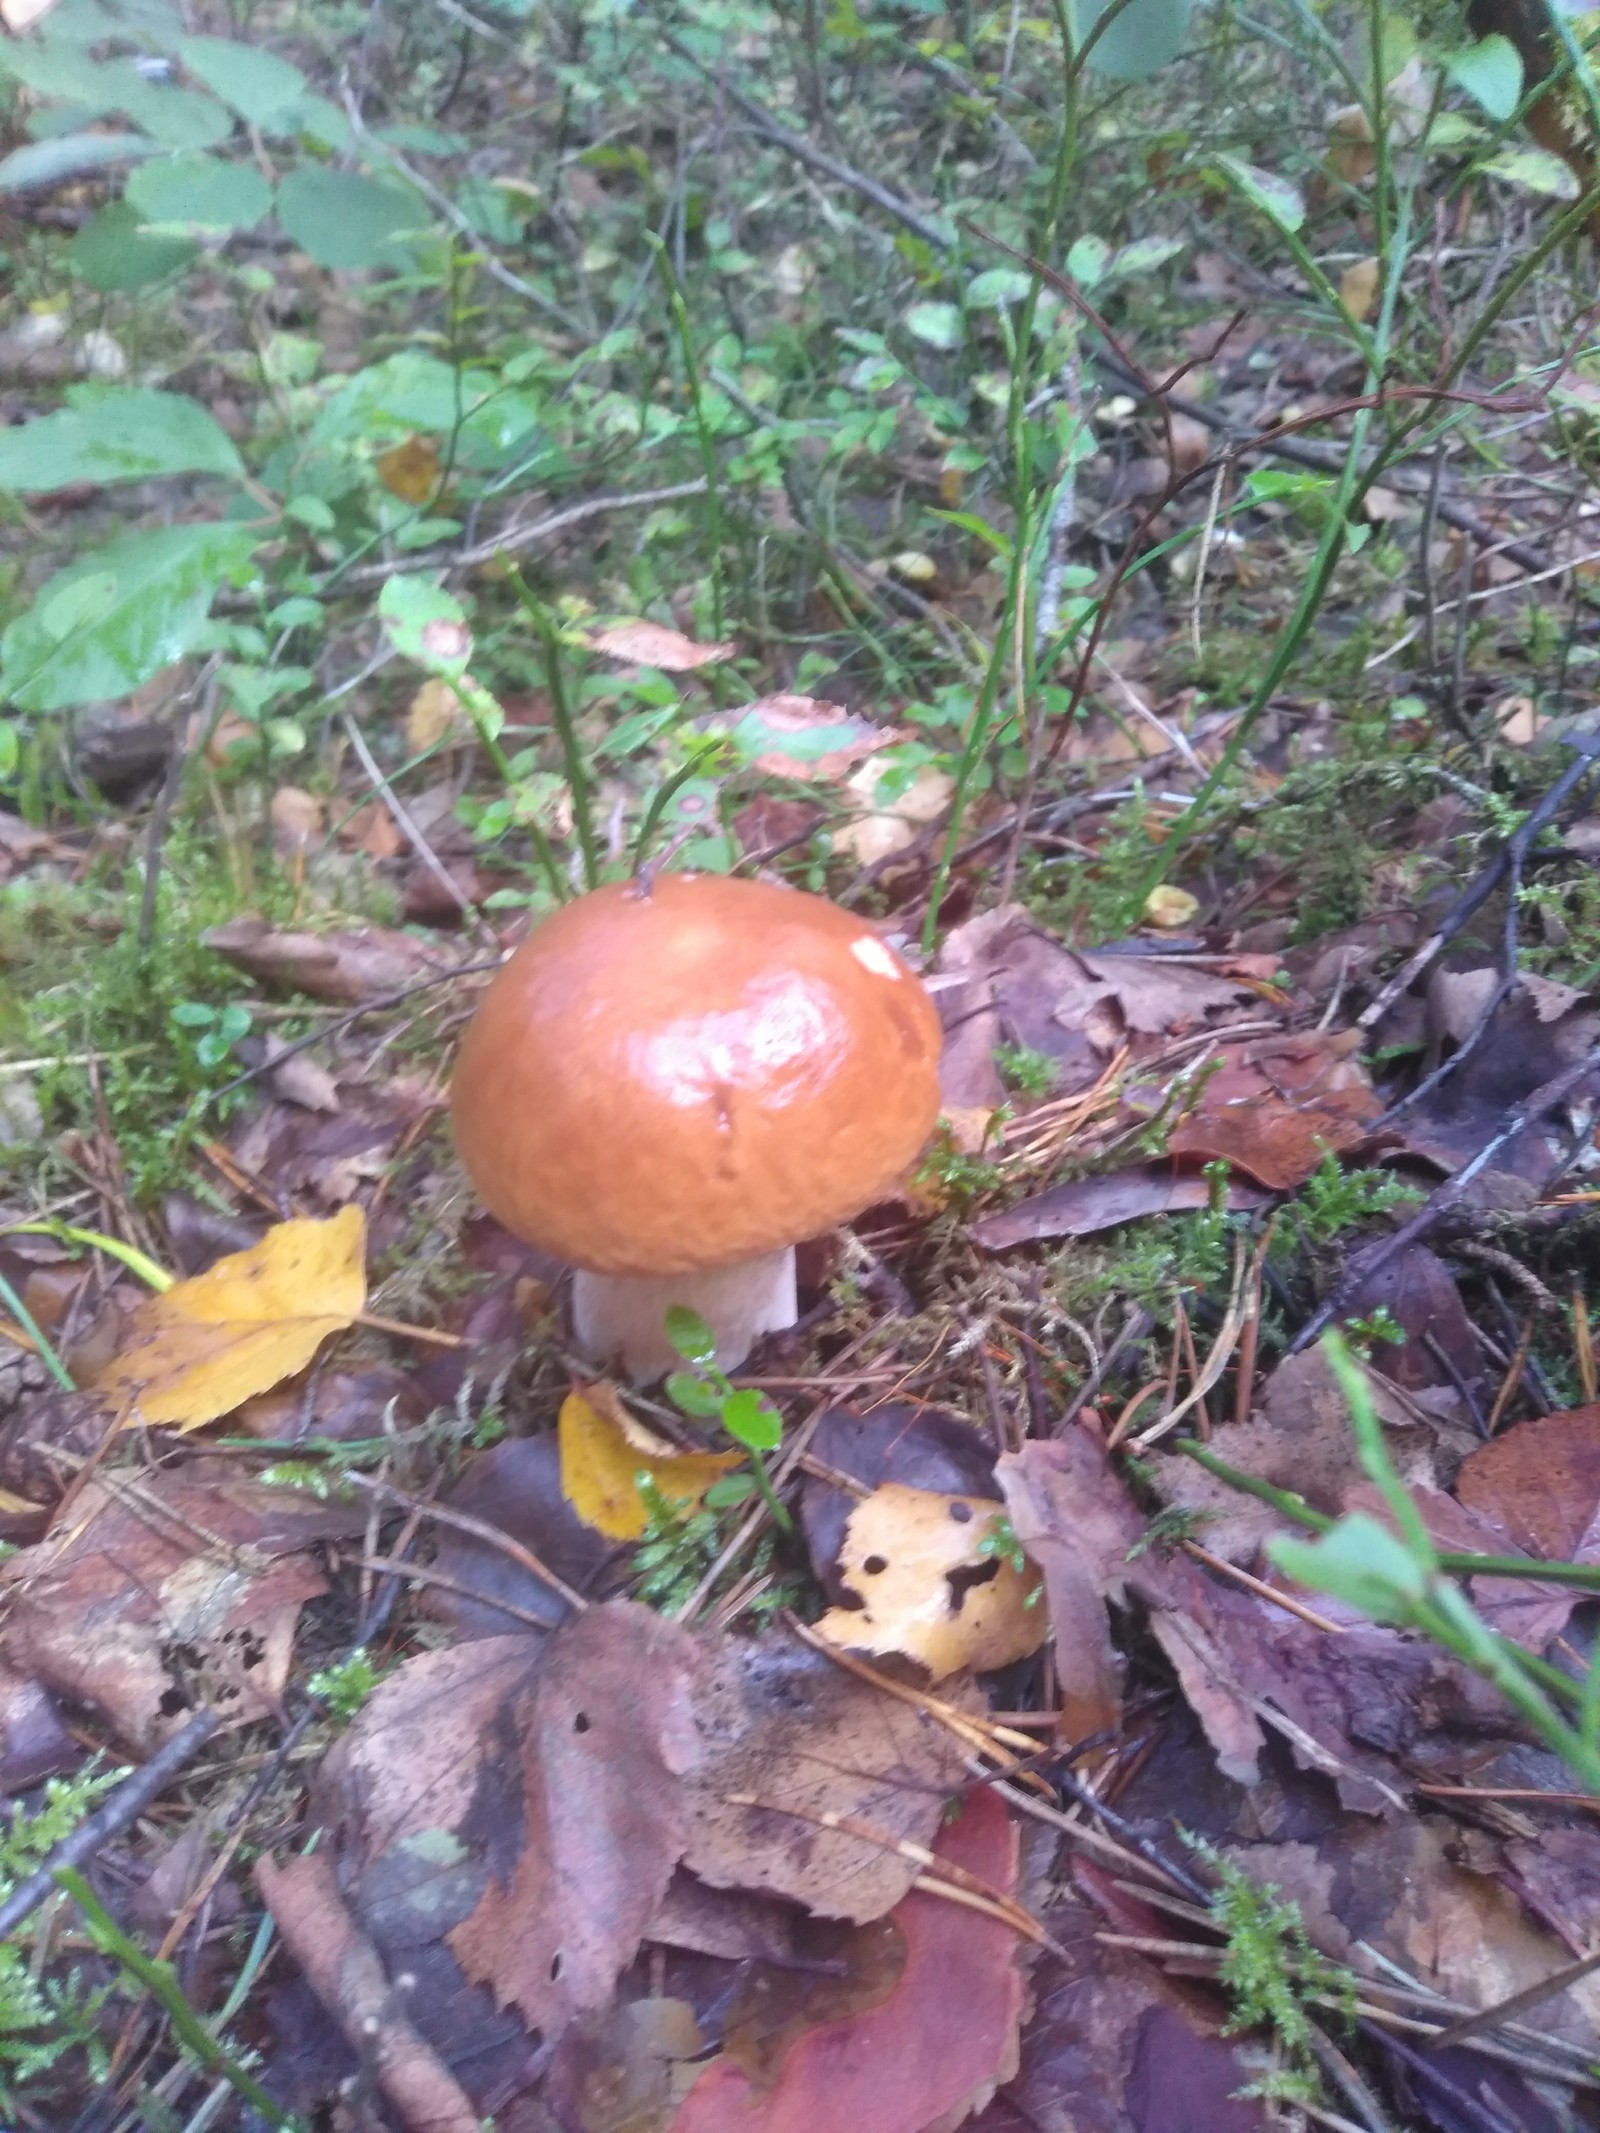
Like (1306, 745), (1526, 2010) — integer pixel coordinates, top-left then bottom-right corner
(423, 1435), (614, 1639)
(0, 1661), (78, 1793)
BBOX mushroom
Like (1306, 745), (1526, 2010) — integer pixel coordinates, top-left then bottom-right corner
(450, 872), (942, 1380)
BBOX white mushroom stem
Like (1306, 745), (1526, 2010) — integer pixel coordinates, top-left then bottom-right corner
(571, 1248), (797, 1384)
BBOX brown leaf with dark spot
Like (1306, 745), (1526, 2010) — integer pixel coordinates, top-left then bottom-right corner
(0, 1458), (361, 1750)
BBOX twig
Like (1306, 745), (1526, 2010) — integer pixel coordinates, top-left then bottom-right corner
(340, 709), (492, 938)
(328, 478), (710, 589)
(1429, 1944), (1600, 2050)
(1289, 1041), (1600, 1354)
(138, 666), (219, 953)
(342, 1469), (590, 1614)
(0, 1710), (218, 1943)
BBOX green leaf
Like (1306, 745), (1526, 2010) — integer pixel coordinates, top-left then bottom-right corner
(703, 1473), (755, 1509)
(1269, 1512), (1429, 1623)
(720, 1388), (782, 1453)
(0, 133), (160, 193)
(118, 80), (234, 149)
(966, 266), (1034, 309)
(126, 152), (272, 232)
(276, 167), (422, 268)
(1072, 0), (1194, 77)
(1065, 234), (1111, 287)
(178, 36), (307, 126)
(664, 1307), (717, 1365)
(664, 1371), (725, 1419)
(1214, 153), (1306, 234)
(0, 388), (244, 493)
(903, 300), (963, 350)
(1482, 145), (1579, 200)
(378, 575), (471, 670)
(1108, 235), (1186, 280)
(0, 721), (18, 781)
(170, 1001), (216, 1028)
(70, 200), (197, 290)
(1447, 33), (1523, 122)
(0, 522), (258, 713)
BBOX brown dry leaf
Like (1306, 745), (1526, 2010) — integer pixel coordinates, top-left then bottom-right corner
(203, 915), (458, 1004)
(93, 1207), (366, 1429)
(559, 1383), (743, 1541)
(1494, 693), (1545, 747)
(1456, 1405), (1600, 1559)
(590, 621), (735, 670)
(339, 800), (406, 861)
(375, 434), (442, 504)
(834, 757), (955, 866)
(1338, 255), (1380, 322)
(730, 694), (899, 784)
(974, 1167), (1271, 1250)
(682, 1629), (972, 1919)
(1, 1458), (359, 1749)
(268, 786), (324, 861)
(1157, 1029), (1382, 1189)
(814, 1482), (1045, 1681)
(405, 677), (468, 753)
(1167, 413), (1212, 473)
(668, 1788), (1024, 2133)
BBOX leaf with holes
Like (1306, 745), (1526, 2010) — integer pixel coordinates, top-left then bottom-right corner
(814, 1483), (1046, 1682)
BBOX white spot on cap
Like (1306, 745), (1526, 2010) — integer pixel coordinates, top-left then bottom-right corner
(850, 935), (902, 980)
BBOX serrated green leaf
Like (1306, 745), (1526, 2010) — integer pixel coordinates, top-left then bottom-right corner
(126, 152), (272, 231)
(1447, 33), (1523, 122)
(0, 388), (243, 494)
(0, 523), (258, 712)
(0, 132), (159, 193)
(178, 35), (306, 125)
(70, 199), (197, 290)
(276, 166), (422, 268)
(665, 1372), (725, 1418)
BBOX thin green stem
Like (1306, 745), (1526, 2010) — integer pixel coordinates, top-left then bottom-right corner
(647, 231), (726, 641)
(0, 1270), (74, 1392)
(503, 569), (600, 890)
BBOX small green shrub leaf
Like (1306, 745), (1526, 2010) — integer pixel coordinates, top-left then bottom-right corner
(1482, 145), (1579, 200)
(126, 152), (273, 231)
(0, 523), (258, 712)
(1065, 234), (1111, 287)
(70, 200), (197, 289)
(0, 388), (244, 493)
(178, 35), (307, 125)
(1270, 1512), (1429, 1622)
(276, 167), (422, 268)
(1214, 153), (1306, 234)
(0, 132), (159, 193)
(1447, 33), (1523, 121)
(903, 300), (963, 349)
(1073, 0), (1194, 78)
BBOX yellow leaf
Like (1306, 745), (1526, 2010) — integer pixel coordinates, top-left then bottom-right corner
(1338, 256), (1380, 323)
(559, 1383), (743, 1540)
(375, 435), (441, 505)
(1143, 884), (1199, 930)
(404, 676), (467, 753)
(814, 1483), (1046, 1682)
(94, 1208), (367, 1430)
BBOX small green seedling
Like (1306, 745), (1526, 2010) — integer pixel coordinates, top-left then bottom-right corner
(664, 1306), (793, 1536)
(995, 1042), (1057, 1097)
(306, 1648), (384, 1722)
(170, 998), (252, 1073)
(1340, 1305), (1403, 1355)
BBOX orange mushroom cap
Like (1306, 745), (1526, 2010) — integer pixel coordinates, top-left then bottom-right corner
(450, 874), (942, 1276)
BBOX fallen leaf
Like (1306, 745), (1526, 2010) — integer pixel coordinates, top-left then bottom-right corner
(268, 785), (324, 860)
(973, 1167), (1270, 1249)
(590, 621), (736, 670)
(814, 1482), (1046, 1681)
(1338, 255), (1380, 321)
(339, 801), (406, 861)
(668, 1787), (1024, 2133)
(93, 1208), (366, 1429)
(1, 1458), (359, 1750)
(1143, 884), (1199, 929)
(0, 1662), (77, 1794)
(1456, 1405), (1600, 1559)
(405, 676), (468, 753)
(422, 1434), (612, 1639)
(834, 758), (955, 866)
(800, 1404), (999, 1607)
(730, 694), (898, 784)
(204, 915), (459, 1004)
(264, 1038), (341, 1114)
(375, 434), (442, 504)
(1155, 1029), (1382, 1188)
(1494, 693), (1544, 747)
(560, 1383), (743, 1541)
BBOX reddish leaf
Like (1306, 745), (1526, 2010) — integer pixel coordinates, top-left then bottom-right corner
(667, 1787), (1023, 2133)
(1158, 1029), (1380, 1189)
(1456, 1405), (1600, 1560)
